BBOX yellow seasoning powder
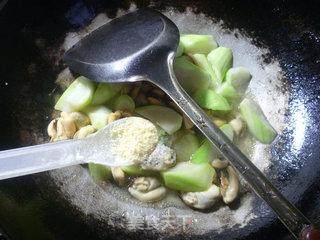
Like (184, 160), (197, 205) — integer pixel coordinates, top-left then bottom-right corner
(109, 117), (159, 165)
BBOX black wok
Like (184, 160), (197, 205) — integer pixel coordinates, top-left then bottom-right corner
(0, 0), (320, 239)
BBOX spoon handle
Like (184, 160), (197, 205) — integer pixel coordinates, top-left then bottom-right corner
(0, 140), (83, 180)
(156, 61), (314, 239)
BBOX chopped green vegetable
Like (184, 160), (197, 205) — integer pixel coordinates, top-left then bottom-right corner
(180, 34), (218, 55)
(55, 76), (96, 112)
(225, 67), (252, 92)
(191, 53), (219, 88)
(136, 105), (182, 134)
(121, 165), (155, 176)
(172, 130), (200, 162)
(82, 105), (112, 130)
(216, 81), (237, 101)
(162, 162), (215, 192)
(193, 89), (231, 112)
(239, 98), (277, 144)
(88, 163), (112, 182)
(207, 47), (233, 84)
(113, 94), (135, 111)
(91, 83), (122, 105)
(191, 140), (218, 164)
(191, 124), (234, 164)
(217, 67), (252, 102)
(173, 56), (211, 94)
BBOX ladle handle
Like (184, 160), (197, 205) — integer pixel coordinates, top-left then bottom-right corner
(154, 58), (315, 239)
(0, 140), (83, 180)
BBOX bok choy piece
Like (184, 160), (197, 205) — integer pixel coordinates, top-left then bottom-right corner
(239, 98), (277, 144)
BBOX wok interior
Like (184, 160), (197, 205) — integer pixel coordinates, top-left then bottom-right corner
(0, 1), (319, 239)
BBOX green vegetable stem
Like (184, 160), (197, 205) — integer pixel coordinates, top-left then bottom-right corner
(239, 98), (277, 144)
(180, 34), (218, 55)
(55, 76), (96, 112)
(207, 47), (233, 84)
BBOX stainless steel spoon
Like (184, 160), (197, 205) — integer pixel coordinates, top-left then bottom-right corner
(63, 8), (318, 239)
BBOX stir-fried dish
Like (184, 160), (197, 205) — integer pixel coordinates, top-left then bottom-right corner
(47, 34), (277, 210)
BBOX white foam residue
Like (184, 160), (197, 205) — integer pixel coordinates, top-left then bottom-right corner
(63, 13), (110, 51)
(232, 196), (256, 228)
(63, 4), (138, 51)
